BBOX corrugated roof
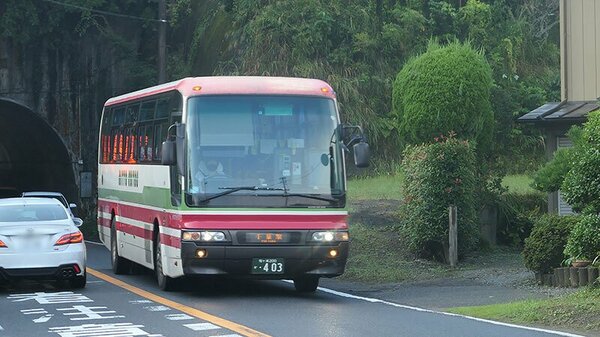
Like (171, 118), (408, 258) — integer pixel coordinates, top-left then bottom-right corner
(518, 101), (598, 124)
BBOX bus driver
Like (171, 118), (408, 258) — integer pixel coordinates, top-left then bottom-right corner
(190, 157), (225, 193)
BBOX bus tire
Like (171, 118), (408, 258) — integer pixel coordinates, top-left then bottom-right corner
(293, 276), (319, 293)
(111, 218), (131, 275)
(155, 232), (176, 291)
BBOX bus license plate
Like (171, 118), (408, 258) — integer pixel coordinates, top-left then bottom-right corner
(251, 258), (284, 274)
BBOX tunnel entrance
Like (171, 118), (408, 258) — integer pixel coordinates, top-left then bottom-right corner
(0, 98), (78, 202)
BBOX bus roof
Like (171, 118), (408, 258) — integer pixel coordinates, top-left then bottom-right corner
(104, 76), (336, 107)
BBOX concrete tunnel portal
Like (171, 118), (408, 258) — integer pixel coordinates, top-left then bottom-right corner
(0, 98), (78, 202)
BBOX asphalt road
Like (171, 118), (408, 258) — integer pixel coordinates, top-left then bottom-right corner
(0, 243), (586, 337)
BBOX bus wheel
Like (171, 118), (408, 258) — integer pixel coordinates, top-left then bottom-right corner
(293, 276), (319, 293)
(155, 234), (176, 291)
(111, 219), (131, 275)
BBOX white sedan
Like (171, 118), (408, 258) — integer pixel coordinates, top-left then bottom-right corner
(0, 197), (86, 288)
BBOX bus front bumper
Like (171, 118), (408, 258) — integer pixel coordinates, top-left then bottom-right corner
(180, 242), (349, 279)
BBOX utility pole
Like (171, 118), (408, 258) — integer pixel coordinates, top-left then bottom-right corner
(158, 0), (167, 84)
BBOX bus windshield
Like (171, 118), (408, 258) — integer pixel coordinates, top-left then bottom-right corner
(185, 95), (345, 207)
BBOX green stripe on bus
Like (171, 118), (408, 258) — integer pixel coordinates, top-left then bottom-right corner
(98, 187), (347, 212)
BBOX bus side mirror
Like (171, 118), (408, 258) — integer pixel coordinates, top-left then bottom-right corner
(162, 123), (186, 176)
(161, 140), (176, 165)
(353, 142), (370, 168)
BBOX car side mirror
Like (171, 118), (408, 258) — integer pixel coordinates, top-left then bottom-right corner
(73, 217), (83, 227)
(69, 203), (77, 209)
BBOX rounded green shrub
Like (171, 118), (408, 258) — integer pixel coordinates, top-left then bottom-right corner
(400, 135), (479, 259)
(564, 214), (600, 261)
(392, 41), (494, 154)
(522, 215), (578, 274)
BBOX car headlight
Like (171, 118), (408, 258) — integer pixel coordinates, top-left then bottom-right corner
(310, 231), (349, 242)
(182, 231), (228, 242)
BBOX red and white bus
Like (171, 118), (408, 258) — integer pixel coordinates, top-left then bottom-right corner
(97, 77), (369, 291)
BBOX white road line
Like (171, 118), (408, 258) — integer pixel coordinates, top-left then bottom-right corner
(183, 322), (221, 331)
(209, 334), (242, 337)
(164, 314), (194, 321)
(294, 282), (585, 337)
(143, 305), (171, 312)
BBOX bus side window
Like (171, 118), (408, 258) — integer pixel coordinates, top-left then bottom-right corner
(170, 115), (182, 206)
(153, 122), (168, 161)
(138, 125), (154, 162)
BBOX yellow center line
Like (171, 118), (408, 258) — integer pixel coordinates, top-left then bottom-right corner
(87, 268), (271, 337)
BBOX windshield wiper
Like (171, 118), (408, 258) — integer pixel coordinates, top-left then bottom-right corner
(196, 186), (284, 203)
(267, 192), (340, 203)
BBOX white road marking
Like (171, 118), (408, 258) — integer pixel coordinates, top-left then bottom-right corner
(183, 322), (220, 331)
(143, 305), (171, 312)
(86, 281), (104, 284)
(164, 314), (194, 321)
(209, 334), (242, 337)
(57, 305), (125, 321)
(301, 282), (585, 337)
(33, 314), (54, 323)
(129, 300), (154, 304)
(49, 322), (159, 337)
(8, 292), (93, 304)
(0, 324), (3, 330)
(21, 308), (48, 315)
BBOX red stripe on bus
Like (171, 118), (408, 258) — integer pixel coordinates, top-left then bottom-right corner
(98, 199), (347, 230)
(160, 233), (181, 249)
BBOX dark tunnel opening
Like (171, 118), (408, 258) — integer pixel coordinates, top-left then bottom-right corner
(0, 98), (78, 203)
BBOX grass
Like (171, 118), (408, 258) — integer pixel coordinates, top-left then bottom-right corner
(346, 173), (403, 200)
(448, 287), (600, 333)
(502, 174), (535, 195)
(342, 222), (448, 283)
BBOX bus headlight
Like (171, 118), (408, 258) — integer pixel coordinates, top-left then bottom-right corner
(310, 231), (349, 242)
(182, 231), (228, 242)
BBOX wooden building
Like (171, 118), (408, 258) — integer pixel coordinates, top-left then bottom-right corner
(519, 0), (600, 214)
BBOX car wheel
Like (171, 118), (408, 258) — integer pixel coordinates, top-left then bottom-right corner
(70, 270), (87, 289)
(155, 233), (176, 291)
(293, 276), (320, 293)
(111, 218), (131, 275)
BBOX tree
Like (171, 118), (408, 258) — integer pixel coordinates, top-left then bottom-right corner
(392, 40), (494, 155)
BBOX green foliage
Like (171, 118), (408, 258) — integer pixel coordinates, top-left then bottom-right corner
(456, 0), (492, 46)
(522, 214), (578, 274)
(392, 40), (494, 155)
(562, 112), (600, 213)
(533, 126), (583, 192)
(564, 214), (600, 261)
(496, 191), (546, 246)
(400, 135), (479, 259)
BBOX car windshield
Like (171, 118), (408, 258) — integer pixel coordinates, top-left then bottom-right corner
(0, 204), (68, 222)
(22, 193), (68, 208)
